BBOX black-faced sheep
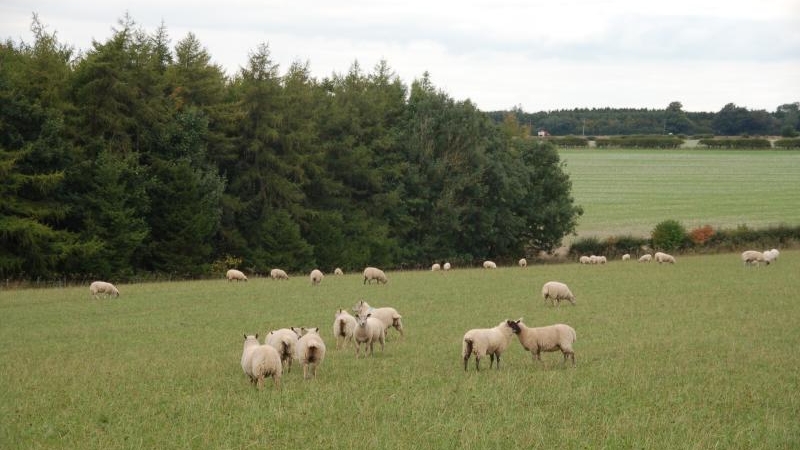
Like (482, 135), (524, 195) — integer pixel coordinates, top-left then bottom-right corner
(461, 320), (515, 371)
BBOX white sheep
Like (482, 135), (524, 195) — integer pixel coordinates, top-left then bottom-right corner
(89, 281), (120, 299)
(241, 334), (282, 390)
(353, 312), (386, 358)
(332, 308), (357, 349)
(334, 268), (344, 275)
(506, 318), (576, 367)
(431, 263), (441, 271)
(541, 281), (576, 306)
(443, 262), (451, 271)
(226, 269), (248, 282)
(483, 260), (497, 269)
(363, 267), (388, 284)
(352, 300), (404, 338)
(269, 268), (289, 280)
(579, 256), (591, 264)
(763, 249), (779, 264)
(638, 254), (652, 262)
(597, 256), (607, 264)
(518, 258), (527, 268)
(310, 269), (324, 285)
(462, 320), (515, 371)
(654, 252), (676, 264)
(265, 328), (299, 373)
(622, 254), (631, 261)
(294, 327), (326, 379)
(741, 250), (766, 266)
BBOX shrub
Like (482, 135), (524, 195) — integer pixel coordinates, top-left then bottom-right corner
(210, 254), (243, 275)
(689, 225), (714, 245)
(651, 220), (687, 251)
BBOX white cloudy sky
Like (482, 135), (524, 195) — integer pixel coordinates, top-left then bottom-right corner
(2, 0), (799, 112)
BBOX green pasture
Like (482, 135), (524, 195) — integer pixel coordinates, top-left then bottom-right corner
(2, 252), (798, 449)
(559, 149), (800, 239)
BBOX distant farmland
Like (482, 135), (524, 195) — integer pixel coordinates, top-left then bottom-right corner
(559, 149), (800, 239)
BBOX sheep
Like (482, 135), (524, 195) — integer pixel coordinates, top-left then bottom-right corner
(483, 260), (497, 269)
(461, 320), (515, 371)
(332, 308), (357, 349)
(506, 318), (576, 367)
(763, 249), (779, 264)
(353, 312), (386, 358)
(622, 254), (631, 261)
(265, 328), (299, 373)
(741, 250), (766, 266)
(443, 262), (451, 271)
(654, 252), (676, 264)
(270, 268), (289, 280)
(431, 263), (441, 271)
(334, 268), (344, 275)
(352, 300), (404, 339)
(89, 281), (120, 299)
(596, 256), (607, 264)
(518, 258), (527, 268)
(241, 334), (282, 390)
(638, 254), (652, 263)
(579, 255), (591, 264)
(226, 269), (248, 282)
(541, 281), (576, 306)
(363, 267), (388, 284)
(310, 269), (324, 285)
(295, 327), (326, 379)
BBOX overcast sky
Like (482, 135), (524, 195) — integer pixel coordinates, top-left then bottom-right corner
(2, 0), (799, 112)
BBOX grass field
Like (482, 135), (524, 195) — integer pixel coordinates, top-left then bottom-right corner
(559, 149), (800, 239)
(2, 253), (799, 449)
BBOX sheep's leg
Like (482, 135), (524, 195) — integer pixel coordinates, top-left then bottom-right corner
(256, 375), (264, 390)
(475, 355), (481, 371)
(273, 375), (281, 390)
(463, 354), (470, 371)
(489, 353), (496, 369)
(495, 353), (501, 370)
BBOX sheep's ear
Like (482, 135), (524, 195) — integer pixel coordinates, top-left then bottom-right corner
(367, 313), (372, 318)
(314, 327), (319, 333)
(516, 318), (523, 323)
(243, 334), (247, 339)
(255, 333), (259, 339)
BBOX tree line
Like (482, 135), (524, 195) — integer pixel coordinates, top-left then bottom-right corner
(1, 15), (583, 281)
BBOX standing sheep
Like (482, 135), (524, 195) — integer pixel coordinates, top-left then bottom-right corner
(310, 269), (324, 285)
(89, 281), (120, 299)
(579, 256), (591, 264)
(506, 318), (576, 367)
(763, 249), (779, 264)
(353, 312), (386, 358)
(741, 250), (766, 266)
(295, 327), (326, 379)
(270, 268), (289, 280)
(226, 269), (248, 282)
(654, 252), (676, 264)
(265, 328), (299, 373)
(431, 263), (441, 271)
(483, 261), (497, 269)
(622, 254), (631, 261)
(241, 334), (282, 390)
(541, 281), (576, 306)
(334, 268), (344, 275)
(332, 308), (357, 349)
(462, 320), (515, 371)
(518, 258), (527, 268)
(443, 262), (451, 271)
(352, 300), (404, 339)
(638, 254), (652, 263)
(363, 267), (388, 284)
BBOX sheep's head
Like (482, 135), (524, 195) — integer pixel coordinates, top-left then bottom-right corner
(506, 319), (523, 334)
(302, 327), (320, 336)
(352, 300), (367, 313)
(356, 313), (372, 327)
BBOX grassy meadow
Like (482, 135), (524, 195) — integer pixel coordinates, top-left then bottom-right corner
(2, 253), (799, 449)
(559, 149), (800, 239)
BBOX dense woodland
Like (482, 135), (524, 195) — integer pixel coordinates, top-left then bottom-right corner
(1, 16), (585, 281)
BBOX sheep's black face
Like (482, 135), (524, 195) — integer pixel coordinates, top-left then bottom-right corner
(506, 320), (521, 334)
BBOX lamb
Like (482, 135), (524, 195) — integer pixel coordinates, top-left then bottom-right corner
(506, 318), (576, 367)
(352, 300), (404, 338)
(741, 250), (766, 266)
(579, 256), (591, 264)
(226, 269), (248, 282)
(265, 328), (299, 373)
(483, 261), (497, 269)
(541, 281), (576, 306)
(353, 312), (386, 358)
(622, 254), (631, 261)
(310, 269), (324, 285)
(431, 263), (441, 271)
(654, 252), (676, 264)
(363, 267), (388, 284)
(241, 334), (282, 390)
(332, 308), (357, 349)
(443, 262), (451, 271)
(270, 268), (289, 280)
(334, 268), (344, 275)
(461, 320), (515, 371)
(518, 258), (527, 268)
(638, 254), (652, 263)
(89, 281), (120, 299)
(294, 327), (326, 379)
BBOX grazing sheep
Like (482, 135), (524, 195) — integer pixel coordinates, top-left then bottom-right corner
(541, 281), (576, 306)
(443, 262), (451, 271)
(265, 328), (299, 373)
(353, 312), (386, 358)
(89, 281), (120, 299)
(431, 263), (441, 271)
(654, 252), (676, 264)
(270, 268), (289, 280)
(363, 267), (388, 284)
(483, 261), (497, 269)
(332, 308), (357, 349)
(622, 254), (631, 261)
(295, 327), (326, 379)
(310, 269), (324, 285)
(506, 318), (576, 367)
(763, 249), (779, 264)
(741, 250), (766, 266)
(241, 334), (282, 390)
(638, 254), (652, 263)
(579, 256), (591, 264)
(226, 269), (248, 282)
(334, 268), (344, 275)
(462, 320), (515, 371)
(352, 300), (404, 338)
(518, 258), (527, 268)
